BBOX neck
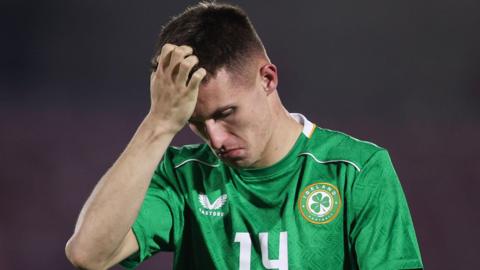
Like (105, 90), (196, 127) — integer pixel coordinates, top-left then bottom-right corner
(253, 107), (303, 168)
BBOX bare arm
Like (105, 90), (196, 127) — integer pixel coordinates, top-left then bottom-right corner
(65, 44), (206, 270)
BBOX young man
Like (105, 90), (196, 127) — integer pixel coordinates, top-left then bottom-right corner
(66, 2), (423, 269)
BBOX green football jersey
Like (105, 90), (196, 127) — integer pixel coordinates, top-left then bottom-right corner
(121, 114), (423, 270)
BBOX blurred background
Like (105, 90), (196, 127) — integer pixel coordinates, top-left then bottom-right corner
(1, 0), (479, 269)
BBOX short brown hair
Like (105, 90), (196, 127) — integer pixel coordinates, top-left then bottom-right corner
(151, 1), (265, 81)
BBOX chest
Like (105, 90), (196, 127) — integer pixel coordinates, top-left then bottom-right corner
(174, 161), (357, 269)
(178, 160), (355, 242)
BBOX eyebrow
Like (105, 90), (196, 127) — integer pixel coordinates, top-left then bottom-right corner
(188, 104), (235, 123)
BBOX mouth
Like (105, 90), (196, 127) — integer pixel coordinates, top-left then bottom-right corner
(217, 148), (244, 159)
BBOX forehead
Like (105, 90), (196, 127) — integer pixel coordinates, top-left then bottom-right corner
(192, 68), (248, 118)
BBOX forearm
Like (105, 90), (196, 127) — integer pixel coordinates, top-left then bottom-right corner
(66, 43), (205, 269)
(66, 114), (176, 267)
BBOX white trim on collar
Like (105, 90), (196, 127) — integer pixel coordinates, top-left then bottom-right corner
(290, 113), (316, 138)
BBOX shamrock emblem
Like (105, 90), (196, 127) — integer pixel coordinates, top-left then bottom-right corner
(311, 192), (330, 214)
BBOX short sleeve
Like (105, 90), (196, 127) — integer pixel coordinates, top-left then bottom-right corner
(350, 150), (423, 270)
(120, 148), (184, 269)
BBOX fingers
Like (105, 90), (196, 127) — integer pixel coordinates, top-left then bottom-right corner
(166, 45), (193, 75)
(152, 43), (205, 89)
(187, 68), (207, 91)
(154, 43), (176, 76)
(176, 55), (199, 86)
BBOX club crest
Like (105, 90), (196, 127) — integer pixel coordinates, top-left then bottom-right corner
(298, 182), (342, 224)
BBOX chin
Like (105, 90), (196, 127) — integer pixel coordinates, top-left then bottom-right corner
(221, 156), (254, 168)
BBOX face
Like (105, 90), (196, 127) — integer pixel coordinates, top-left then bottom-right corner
(188, 65), (277, 168)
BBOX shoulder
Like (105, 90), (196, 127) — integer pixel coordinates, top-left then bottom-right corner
(164, 143), (220, 169)
(303, 127), (386, 172)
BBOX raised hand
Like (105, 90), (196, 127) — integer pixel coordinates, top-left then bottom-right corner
(148, 44), (207, 133)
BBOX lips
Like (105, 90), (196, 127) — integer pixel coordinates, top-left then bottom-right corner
(218, 148), (243, 159)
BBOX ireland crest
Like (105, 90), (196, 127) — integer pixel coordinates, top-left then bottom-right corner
(298, 182), (342, 224)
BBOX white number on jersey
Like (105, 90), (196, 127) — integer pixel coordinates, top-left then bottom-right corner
(234, 232), (288, 270)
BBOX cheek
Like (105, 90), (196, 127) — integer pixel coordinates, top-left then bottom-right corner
(229, 92), (273, 148)
(243, 106), (273, 148)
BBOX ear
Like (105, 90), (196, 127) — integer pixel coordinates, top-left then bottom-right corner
(259, 64), (278, 94)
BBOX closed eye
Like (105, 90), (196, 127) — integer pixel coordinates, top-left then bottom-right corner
(214, 107), (235, 120)
(187, 106), (236, 126)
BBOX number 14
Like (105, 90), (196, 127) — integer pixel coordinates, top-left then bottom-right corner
(234, 232), (288, 270)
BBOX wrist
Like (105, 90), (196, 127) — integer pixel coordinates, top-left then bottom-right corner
(142, 113), (182, 138)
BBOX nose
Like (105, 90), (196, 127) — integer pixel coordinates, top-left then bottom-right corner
(204, 119), (228, 150)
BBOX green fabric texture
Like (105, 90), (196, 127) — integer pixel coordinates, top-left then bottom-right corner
(120, 119), (423, 270)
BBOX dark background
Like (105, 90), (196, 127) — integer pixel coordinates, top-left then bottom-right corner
(1, 0), (479, 269)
